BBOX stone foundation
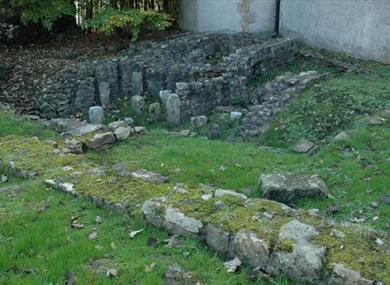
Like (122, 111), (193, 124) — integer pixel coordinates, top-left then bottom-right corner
(34, 33), (297, 119)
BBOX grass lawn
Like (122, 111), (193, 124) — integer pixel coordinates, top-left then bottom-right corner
(0, 56), (389, 284)
(2, 178), (276, 285)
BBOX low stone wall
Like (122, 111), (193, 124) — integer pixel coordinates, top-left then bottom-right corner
(1, 133), (388, 285)
(33, 33), (297, 119)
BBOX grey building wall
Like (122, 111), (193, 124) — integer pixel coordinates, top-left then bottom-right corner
(179, 0), (275, 33)
(280, 0), (390, 63)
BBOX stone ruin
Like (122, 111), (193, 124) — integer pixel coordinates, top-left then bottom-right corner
(35, 33), (297, 121)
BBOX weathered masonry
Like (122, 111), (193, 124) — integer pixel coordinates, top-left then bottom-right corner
(179, 0), (390, 64)
(35, 33), (297, 119)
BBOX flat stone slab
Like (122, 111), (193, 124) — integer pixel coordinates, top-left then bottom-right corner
(131, 169), (169, 184)
(260, 173), (330, 203)
(50, 118), (106, 137)
(292, 139), (318, 154)
(85, 132), (116, 150)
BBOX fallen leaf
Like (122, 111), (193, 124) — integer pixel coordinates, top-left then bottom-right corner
(145, 263), (156, 272)
(71, 221), (85, 229)
(106, 268), (118, 277)
(129, 229), (144, 238)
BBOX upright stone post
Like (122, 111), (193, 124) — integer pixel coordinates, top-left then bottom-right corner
(98, 81), (111, 108)
(159, 90), (172, 110)
(132, 71), (144, 95)
(89, 106), (104, 124)
(166, 94), (181, 126)
(131, 95), (145, 116)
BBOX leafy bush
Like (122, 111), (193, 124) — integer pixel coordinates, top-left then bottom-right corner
(88, 8), (171, 40)
(11, 0), (75, 30)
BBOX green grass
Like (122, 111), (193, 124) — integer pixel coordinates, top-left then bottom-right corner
(0, 110), (293, 284)
(1, 58), (389, 284)
(86, 119), (390, 231)
(0, 108), (56, 139)
(0, 177), (298, 285)
(264, 63), (390, 146)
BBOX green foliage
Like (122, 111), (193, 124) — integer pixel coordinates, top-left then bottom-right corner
(11, 0), (75, 30)
(88, 8), (171, 40)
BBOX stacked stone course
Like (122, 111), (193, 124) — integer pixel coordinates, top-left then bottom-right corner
(35, 33), (297, 119)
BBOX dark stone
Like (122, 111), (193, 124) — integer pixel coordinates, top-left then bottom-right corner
(207, 123), (221, 139)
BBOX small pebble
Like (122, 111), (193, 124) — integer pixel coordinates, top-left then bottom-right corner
(375, 238), (384, 246)
(370, 202), (379, 208)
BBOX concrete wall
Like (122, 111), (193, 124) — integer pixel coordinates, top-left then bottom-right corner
(179, 0), (275, 33)
(280, 0), (390, 63)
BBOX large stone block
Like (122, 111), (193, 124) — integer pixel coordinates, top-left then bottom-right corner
(166, 94), (181, 126)
(260, 173), (330, 204)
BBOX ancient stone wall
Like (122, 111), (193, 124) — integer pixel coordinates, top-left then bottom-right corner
(36, 33), (297, 119)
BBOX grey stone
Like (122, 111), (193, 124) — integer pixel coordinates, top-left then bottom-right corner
(232, 231), (270, 269)
(142, 197), (167, 228)
(164, 264), (198, 285)
(207, 123), (221, 139)
(379, 194), (390, 204)
(89, 106), (105, 125)
(64, 138), (83, 154)
(176, 82), (189, 91)
(85, 132), (116, 150)
(270, 220), (326, 283)
(112, 163), (132, 177)
(260, 173), (330, 204)
(98, 82), (111, 108)
(204, 224), (230, 253)
(159, 90), (172, 107)
(74, 77), (96, 111)
(131, 169), (168, 184)
(166, 94), (181, 126)
(114, 126), (132, 141)
(214, 189), (247, 200)
(328, 263), (370, 285)
(109, 120), (128, 130)
(124, 117), (135, 127)
(229, 111), (242, 123)
(0, 175), (8, 183)
(131, 95), (145, 116)
(190, 115), (208, 129)
(279, 220), (319, 241)
(50, 118), (105, 137)
(366, 116), (383, 125)
(134, 126), (147, 134)
(132, 71), (144, 95)
(165, 206), (203, 235)
(148, 102), (161, 121)
(334, 131), (350, 141)
(292, 139), (318, 154)
(224, 257), (242, 273)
